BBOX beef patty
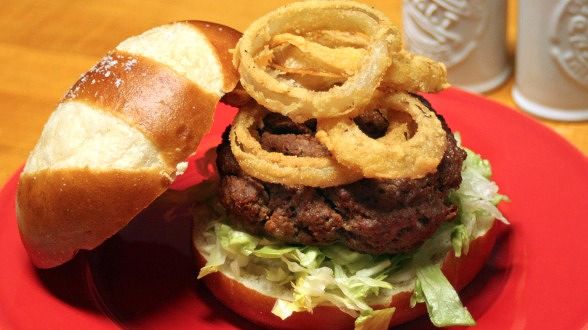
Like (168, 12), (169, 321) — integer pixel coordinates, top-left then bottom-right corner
(216, 97), (466, 255)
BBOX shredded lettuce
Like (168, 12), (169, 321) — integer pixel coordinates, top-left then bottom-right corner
(271, 299), (301, 319)
(197, 225), (399, 319)
(449, 140), (510, 255)
(451, 224), (469, 257)
(355, 308), (395, 330)
(196, 146), (508, 329)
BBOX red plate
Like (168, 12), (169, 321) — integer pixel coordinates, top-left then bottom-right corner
(1, 88), (587, 329)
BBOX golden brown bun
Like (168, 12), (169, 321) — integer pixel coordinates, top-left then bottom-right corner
(17, 20), (241, 269)
(193, 222), (502, 329)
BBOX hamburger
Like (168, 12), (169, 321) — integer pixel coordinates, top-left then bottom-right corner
(191, 1), (509, 329)
(192, 106), (507, 330)
(15, 1), (508, 329)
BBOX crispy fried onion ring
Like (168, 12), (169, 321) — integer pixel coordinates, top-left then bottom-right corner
(382, 51), (449, 93)
(261, 35), (448, 94)
(229, 104), (363, 187)
(262, 33), (368, 91)
(234, 0), (400, 122)
(316, 93), (447, 179)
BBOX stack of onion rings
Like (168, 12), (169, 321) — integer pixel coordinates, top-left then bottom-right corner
(230, 0), (450, 187)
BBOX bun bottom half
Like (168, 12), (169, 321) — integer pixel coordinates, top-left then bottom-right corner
(192, 221), (502, 329)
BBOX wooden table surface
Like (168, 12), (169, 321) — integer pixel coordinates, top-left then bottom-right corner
(1, 0), (586, 184)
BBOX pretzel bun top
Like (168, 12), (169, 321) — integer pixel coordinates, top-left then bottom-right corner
(17, 21), (241, 268)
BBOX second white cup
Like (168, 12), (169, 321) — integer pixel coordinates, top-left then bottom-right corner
(513, 0), (588, 121)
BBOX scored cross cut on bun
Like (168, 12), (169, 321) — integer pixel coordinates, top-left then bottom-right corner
(17, 20), (243, 269)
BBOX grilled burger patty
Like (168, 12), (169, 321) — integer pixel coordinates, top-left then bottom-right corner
(216, 99), (466, 255)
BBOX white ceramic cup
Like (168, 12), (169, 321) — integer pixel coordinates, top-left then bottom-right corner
(513, 0), (588, 121)
(402, 0), (511, 93)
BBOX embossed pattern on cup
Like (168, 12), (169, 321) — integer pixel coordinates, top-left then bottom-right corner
(403, 0), (511, 93)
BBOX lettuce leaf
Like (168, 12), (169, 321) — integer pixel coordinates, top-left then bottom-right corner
(355, 308), (395, 330)
(413, 264), (475, 327)
(403, 221), (473, 326)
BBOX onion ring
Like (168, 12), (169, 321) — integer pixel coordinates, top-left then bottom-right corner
(303, 29), (371, 48)
(234, 0), (400, 122)
(265, 33), (366, 91)
(381, 51), (449, 93)
(270, 33), (367, 76)
(259, 36), (447, 95)
(315, 93), (447, 179)
(230, 104), (363, 187)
